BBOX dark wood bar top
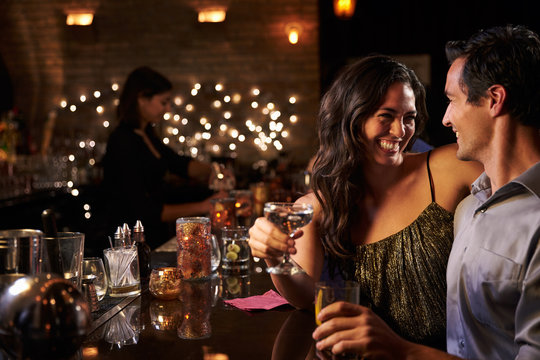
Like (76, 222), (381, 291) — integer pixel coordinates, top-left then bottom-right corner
(81, 255), (317, 360)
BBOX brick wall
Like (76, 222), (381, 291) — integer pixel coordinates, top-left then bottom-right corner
(0, 0), (320, 166)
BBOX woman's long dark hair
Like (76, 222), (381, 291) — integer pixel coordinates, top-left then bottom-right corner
(311, 55), (427, 261)
(117, 66), (172, 129)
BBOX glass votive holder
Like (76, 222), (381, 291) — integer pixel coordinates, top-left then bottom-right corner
(210, 197), (236, 235)
(231, 190), (253, 226)
(149, 267), (181, 300)
(176, 217), (212, 280)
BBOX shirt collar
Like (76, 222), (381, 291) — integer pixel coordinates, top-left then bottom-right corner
(471, 173), (492, 203)
(471, 161), (540, 205)
(513, 161), (540, 198)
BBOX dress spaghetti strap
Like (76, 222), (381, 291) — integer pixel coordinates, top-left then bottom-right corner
(426, 150), (435, 202)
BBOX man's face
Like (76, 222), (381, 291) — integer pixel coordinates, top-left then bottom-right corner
(442, 57), (492, 162)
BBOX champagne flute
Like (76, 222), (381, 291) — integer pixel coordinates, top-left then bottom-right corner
(264, 202), (314, 275)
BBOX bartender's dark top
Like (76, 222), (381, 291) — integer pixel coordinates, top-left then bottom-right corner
(102, 123), (191, 248)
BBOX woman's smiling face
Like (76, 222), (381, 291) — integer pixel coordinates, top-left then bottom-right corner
(362, 81), (417, 168)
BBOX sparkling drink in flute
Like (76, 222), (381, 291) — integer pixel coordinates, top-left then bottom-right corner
(264, 202), (313, 275)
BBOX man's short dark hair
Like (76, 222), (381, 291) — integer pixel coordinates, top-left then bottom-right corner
(446, 25), (540, 128)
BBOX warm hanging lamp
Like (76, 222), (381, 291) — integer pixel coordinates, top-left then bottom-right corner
(333, 0), (356, 19)
(285, 23), (302, 45)
(65, 11), (94, 25)
(197, 8), (227, 23)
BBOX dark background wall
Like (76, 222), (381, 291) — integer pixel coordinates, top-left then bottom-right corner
(1, 0), (539, 161)
(319, 0), (540, 147)
(0, 0), (320, 166)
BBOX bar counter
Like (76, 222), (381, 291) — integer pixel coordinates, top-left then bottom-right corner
(80, 251), (317, 360)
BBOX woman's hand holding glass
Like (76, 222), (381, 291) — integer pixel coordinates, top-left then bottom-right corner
(262, 202), (313, 275)
(248, 217), (304, 263)
(313, 301), (411, 359)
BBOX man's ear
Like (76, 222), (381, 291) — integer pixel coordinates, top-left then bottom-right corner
(487, 84), (507, 117)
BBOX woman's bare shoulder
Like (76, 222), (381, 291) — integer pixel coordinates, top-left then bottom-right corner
(430, 143), (483, 189)
(430, 144), (482, 171)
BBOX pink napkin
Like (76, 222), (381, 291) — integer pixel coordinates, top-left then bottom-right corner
(224, 290), (291, 311)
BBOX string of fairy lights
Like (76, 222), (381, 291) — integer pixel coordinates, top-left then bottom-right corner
(56, 79), (301, 162)
(48, 79), (301, 217)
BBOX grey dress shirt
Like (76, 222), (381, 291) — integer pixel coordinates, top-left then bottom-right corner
(447, 162), (540, 360)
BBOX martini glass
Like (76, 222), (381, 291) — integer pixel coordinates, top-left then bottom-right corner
(264, 202), (314, 275)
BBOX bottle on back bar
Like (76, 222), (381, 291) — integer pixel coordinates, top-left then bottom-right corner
(133, 220), (151, 282)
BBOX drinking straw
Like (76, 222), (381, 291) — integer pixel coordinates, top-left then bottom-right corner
(41, 208), (64, 275)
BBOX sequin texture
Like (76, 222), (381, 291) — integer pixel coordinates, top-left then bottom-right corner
(354, 202), (453, 350)
(176, 219), (212, 280)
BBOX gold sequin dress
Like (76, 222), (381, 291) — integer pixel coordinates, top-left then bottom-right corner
(355, 202), (452, 350)
(355, 152), (452, 350)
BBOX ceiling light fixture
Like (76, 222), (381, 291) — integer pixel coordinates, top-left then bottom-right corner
(198, 8), (227, 23)
(65, 11), (94, 26)
(333, 0), (356, 19)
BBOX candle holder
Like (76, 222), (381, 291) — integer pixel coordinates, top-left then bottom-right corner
(176, 217), (212, 280)
(231, 190), (254, 226)
(210, 197), (236, 235)
(149, 267), (181, 300)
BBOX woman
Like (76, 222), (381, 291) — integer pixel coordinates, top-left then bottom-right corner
(102, 66), (221, 249)
(248, 55), (483, 350)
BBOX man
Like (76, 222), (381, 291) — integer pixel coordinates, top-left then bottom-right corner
(313, 24), (540, 359)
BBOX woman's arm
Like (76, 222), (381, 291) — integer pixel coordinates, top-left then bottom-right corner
(160, 190), (228, 222)
(152, 131), (212, 184)
(248, 193), (325, 309)
(161, 201), (210, 222)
